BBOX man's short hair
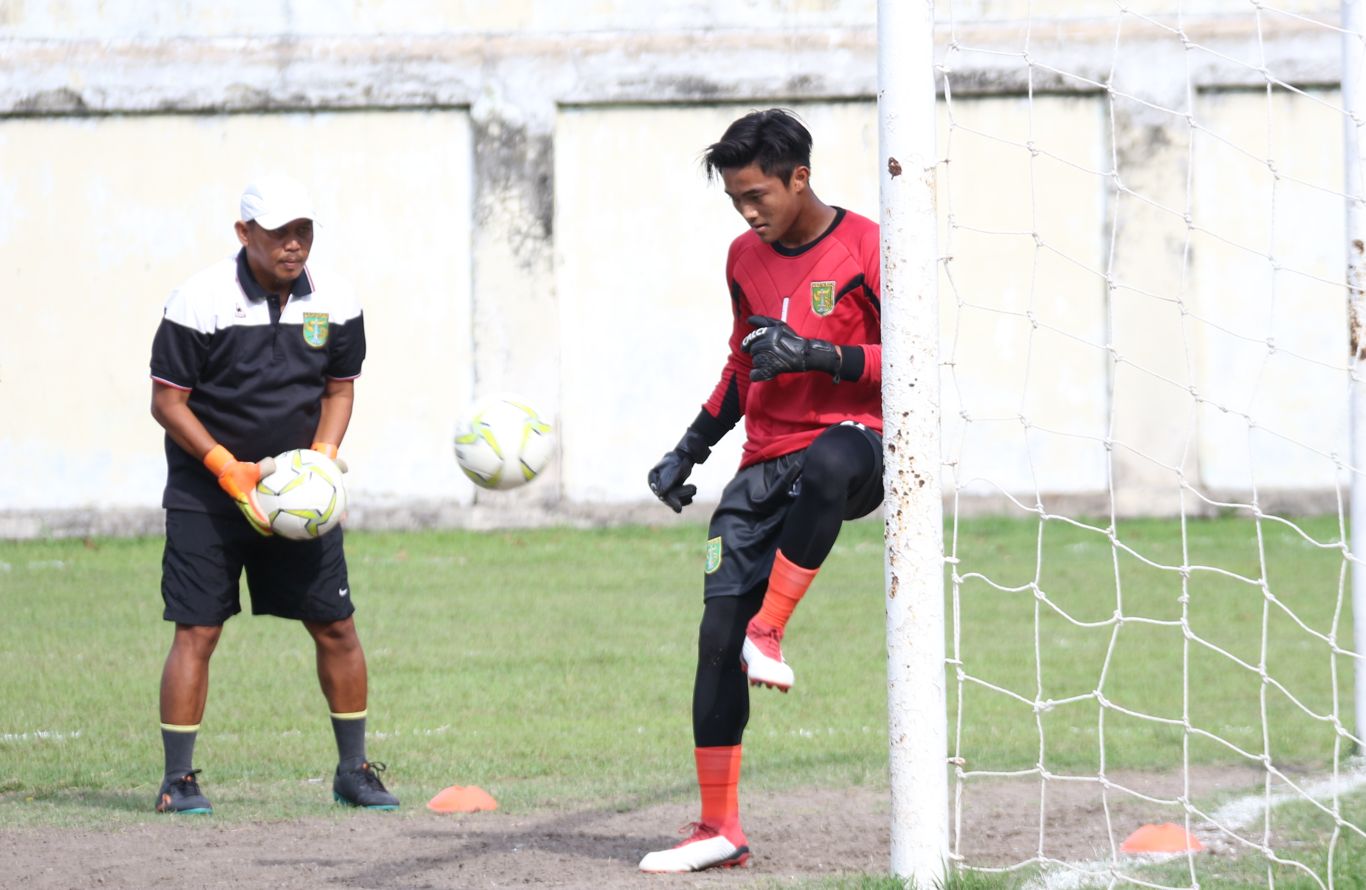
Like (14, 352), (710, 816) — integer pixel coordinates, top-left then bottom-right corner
(703, 108), (813, 185)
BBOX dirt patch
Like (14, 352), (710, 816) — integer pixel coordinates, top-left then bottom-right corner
(954, 763), (1270, 866)
(2, 768), (1270, 888)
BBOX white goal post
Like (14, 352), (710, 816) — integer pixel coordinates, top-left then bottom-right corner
(879, 0), (950, 886)
(1344, 0), (1366, 754)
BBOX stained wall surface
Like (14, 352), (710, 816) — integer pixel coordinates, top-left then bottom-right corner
(0, 1), (1351, 532)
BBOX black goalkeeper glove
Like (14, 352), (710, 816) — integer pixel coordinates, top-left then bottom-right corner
(740, 315), (841, 382)
(647, 428), (711, 513)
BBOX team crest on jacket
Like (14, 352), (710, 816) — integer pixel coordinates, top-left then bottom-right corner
(811, 281), (836, 316)
(302, 312), (329, 348)
(705, 537), (723, 574)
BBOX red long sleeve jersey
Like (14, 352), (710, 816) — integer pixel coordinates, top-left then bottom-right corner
(704, 207), (883, 468)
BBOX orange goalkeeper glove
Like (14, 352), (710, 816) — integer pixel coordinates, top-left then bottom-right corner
(203, 445), (274, 536)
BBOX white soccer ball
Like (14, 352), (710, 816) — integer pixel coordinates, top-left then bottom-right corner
(453, 393), (554, 491)
(255, 448), (348, 540)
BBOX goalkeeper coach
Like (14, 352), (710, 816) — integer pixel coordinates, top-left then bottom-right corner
(146, 175), (397, 815)
(640, 109), (884, 873)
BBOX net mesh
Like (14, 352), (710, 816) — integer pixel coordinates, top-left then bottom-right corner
(933, 2), (1366, 885)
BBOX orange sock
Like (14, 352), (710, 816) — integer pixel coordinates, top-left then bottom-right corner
(696, 745), (743, 834)
(752, 550), (819, 632)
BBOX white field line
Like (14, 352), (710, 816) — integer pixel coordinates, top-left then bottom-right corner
(1025, 760), (1366, 890)
(0, 730), (83, 742)
(1206, 762), (1366, 829)
(370, 725), (452, 739)
(0, 560), (67, 571)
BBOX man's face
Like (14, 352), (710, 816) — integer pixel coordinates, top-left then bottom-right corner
(235, 218), (314, 290)
(720, 163), (808, 245)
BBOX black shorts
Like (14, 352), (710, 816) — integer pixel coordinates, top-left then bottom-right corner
(703, 422), (884, 600)
(161, 509), (355, 626)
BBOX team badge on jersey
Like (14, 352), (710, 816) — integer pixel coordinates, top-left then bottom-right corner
(302, 312), (329, 348)
(705, 537), (724, 574)
(811, 281), (836, 316)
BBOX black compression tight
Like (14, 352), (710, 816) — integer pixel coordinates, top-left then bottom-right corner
(693, 592), (763, 748)
(777, 423), (880, 569)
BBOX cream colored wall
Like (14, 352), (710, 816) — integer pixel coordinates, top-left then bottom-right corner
(953, 0), (1332, 17)
(939, 94), (1111, 499)
(940, 86), (1352, 509)
(0, 0), (1335, 36)
(1193, 89), (1350, 493)
(0, 111), (473, 512)
(0, 93), (1348, 516)
(0, 0), (1355, 529)
(0, 0), (876, 36)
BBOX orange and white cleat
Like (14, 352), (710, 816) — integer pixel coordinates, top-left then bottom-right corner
(741, 619), (794, 692)
(639, 822), (750, 873)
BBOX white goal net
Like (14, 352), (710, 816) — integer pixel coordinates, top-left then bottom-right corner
(882, 1), (1366, 887)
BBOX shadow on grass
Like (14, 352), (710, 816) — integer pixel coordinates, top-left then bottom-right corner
(2, 787), (153, 815)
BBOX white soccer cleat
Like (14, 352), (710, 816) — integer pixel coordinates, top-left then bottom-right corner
(639, 822), (750, 873)
(741, 620), (794, 692)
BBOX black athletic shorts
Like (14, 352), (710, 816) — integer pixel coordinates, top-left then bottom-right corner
(161, 509), (355, 626)
(703, 422), (884, 600)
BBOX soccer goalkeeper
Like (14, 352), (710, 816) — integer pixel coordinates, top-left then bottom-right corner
(640, 109), (884, 873)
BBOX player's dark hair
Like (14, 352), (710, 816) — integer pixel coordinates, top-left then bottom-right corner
(703, 108), (813, 185)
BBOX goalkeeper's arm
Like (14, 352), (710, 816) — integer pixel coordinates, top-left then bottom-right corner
(646, 405), (738, 513)
(150, 382), (273, 535)
(647, 327), (747, 513)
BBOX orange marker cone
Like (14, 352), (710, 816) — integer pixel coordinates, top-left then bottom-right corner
(426, 785), (499, 813)
(1120, 822), (1204, 854)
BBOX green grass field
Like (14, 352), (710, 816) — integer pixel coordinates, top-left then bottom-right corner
(1, 514), (1363, 887)
(950, 514), (1358, 772)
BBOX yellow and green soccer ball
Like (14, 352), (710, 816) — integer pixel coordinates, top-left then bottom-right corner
(256, 449), (347, 540)
(453, 393), (554, 491)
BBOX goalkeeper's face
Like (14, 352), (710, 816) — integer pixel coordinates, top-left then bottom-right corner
(721, 162), (808, 246)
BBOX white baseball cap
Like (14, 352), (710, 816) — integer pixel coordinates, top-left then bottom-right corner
(240, 175), (317, 229)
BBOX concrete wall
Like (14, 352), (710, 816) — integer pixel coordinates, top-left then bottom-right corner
(0, 1), (1353, 534)
(0, 1), (878, 37)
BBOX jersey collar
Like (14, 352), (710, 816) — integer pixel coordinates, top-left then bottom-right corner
(234, 247), (315, 302)
(770, 207), (847, 257)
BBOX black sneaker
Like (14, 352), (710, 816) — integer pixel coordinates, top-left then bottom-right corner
(155, 769), (212, 815)
(332, 761), (399, 810)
